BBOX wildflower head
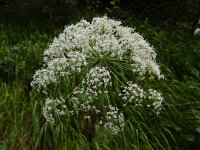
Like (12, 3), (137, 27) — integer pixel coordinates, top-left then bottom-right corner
(31, 16), (164, 135)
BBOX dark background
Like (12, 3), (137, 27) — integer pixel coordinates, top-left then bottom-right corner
(0, 0), (199, 30)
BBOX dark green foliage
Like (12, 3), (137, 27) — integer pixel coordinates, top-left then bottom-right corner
(1, 0), (199, 28)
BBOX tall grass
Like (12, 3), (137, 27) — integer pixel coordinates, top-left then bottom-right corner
(0, 20), (200, 149)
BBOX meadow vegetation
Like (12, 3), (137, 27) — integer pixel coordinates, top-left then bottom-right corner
(1, 10), (200, 150)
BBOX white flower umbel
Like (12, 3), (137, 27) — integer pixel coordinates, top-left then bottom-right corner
(42, 97), (67, 124)
(41, 16), (162, 79)
(31, 69), (56, 91)
(31, 16), (164, 135)
(120, 82), (164, 114)
(84, 66), (111, 95)
(119, 82), (145, 107)
(47, 51), (87, 76)
(147, 89), (164, 115)
(100, 105), (125, 134)
(32, 16), (163, 91)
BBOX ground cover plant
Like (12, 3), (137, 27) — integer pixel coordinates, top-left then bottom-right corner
(0, 16), (200, 150)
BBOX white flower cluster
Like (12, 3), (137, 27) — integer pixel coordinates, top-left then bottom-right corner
(119, 82), (145, 107)
(70, 89), (124, 134)
(41, 16), (162, 79)
(31, 16), (164, 135)
(84, 66), (111, 95)
(70, 92), (101, 116)
(31, 69), (56, 91)
(31, 51), (87, 90)
(42, 97), (67, 124)
(147, 89), (164, 114)
(70, 66), (111, 115)
(119, 82), (164, 114)
(47, 51), (87, 76)
(100, 105), (125, 134)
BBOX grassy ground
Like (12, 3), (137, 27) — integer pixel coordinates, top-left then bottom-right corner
(0, 19), (200, 150)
